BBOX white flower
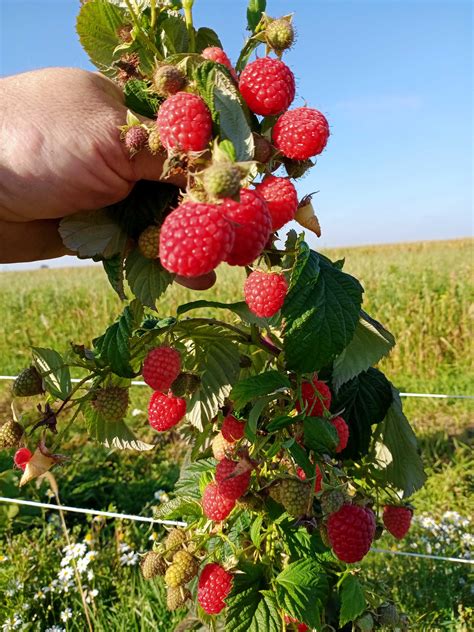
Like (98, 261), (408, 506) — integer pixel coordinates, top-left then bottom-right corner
(45, 488), (55, 499)
(45, 627), (65, 632)
(58, 566), (74, 583)
(33, 590), (46, 600)
(120, 551), (140, 566)
(87, 570), (94, 581)
(1, 613), (23, 631)
(0, 555), (9, 563)
(60, 608), (73, 622)
(154, 489), (169, 502)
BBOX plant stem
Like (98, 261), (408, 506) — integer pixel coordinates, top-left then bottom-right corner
(150, 0), (157, 28)
(51, 406), (82, 453)
(182, 0), (196, 52)
(123, 0), (161, 58)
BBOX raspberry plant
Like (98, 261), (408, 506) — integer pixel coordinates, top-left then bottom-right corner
(3, 1), (427, 629)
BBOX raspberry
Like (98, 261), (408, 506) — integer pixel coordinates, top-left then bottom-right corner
(138, 225), (160, 259)
(13, 447), (33, 471)
(164, 550), (199, 587)
(356, 613), (375, 632)
(211, 432), (236, 461)
(254, 176), (298, 231)
(327, 504), (376, 563)
(330, 416), (349, 453)
(239, 57), (295, 116)
(171, 372), (201, 397)
(153, 64), (186, 96)
(244, 270), (288, 318)
(147, 128), (162, 154)
(266, 18), (295, 52)
(273, 107), (330, 160)
(140, 552), (166, 579)
(201, 46), (238, 82)
(284, 616), (309, 632)
(383, 505), (413, 540)
(12, 366), (43, 397)
(221, 414), (246, 442)
(202, 482), (235, 521)
(0, 420), (24, 449)
(253, 133), (273, 163)
(320, 489), (346, 515)
(159, 201), (235, 277)
(167, 585), (191, 610)
(203, 162), (242, 199)
(164, 528), (187, 554)
(284, 158), (313, 179)
(223, 189), (272, 266)
(148, 391), (186, 431)
(156, 92), (212, 152)
(296, 377), (332, 417)
(297, 464), (323, 493)
(142, 346), (181, 392)
(117, 24), (133, 43)
(269, 478), (312, 517)
(124, 125), (149, 155)
(216, 458), (251, 500)
(91, 386), (129, 422)
(198, 562), (233, 614)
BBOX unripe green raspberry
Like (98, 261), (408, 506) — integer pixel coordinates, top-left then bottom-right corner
(140, 551), (166, 579)
(377, 603), (399, 627)
(265, 18), (295, 53)
(91, 386), (129, 422)
(319, 523), (331, 548)
(284, 158), (313, 179)
(320, 489), (347, 515)
(138, 225), (160, 259)
(238, 493), (264, 512)
(164, 528), (187, 554)
(147, 128), (162, 154)
(12, 366), (44, 397)
(0, 420), (24, 449)
(164, 550), (199, 587)
(269, 478), (312, 518)
(171, 372), (201, 397)
(153, 64), (186, 96)
(356, 613), (375, 632)
(202, 163), (242, 199)
(166, 585), (191, 610)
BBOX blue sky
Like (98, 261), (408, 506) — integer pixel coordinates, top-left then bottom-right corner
(0, 0), (472, 270)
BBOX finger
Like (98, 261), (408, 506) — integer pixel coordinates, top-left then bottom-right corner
(175, 272), (216, 291)
(0, 219), (70, 263)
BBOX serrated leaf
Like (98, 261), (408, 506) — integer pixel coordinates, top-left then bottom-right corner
(195, 26), (223, 51)
(77, 0), (126, 74)
(32, 348), (71, 400)
(177, 299), (269, 327)
(153, 495), (200, 521)
(125, 249), (173, 309)
(283, 251), (363, 373)
(372, 388), (426, 497)
(246, 0), (266, 32)
(250, 514), (264, 548)
(124, 79), (160, 118)
(246, 395), (275, 442)
(275, 558), (328, 629)
(103, 254), (127, 300)
(339, 575), (366, 627)
(332, 311), (395, 391)
(332, 368), (393, 459)
(84, 404), (154, 451)
(160, 14), (189, 55)
(59, 210), (128, 259)
(231, 371), (291, 410)
(303, 417), (339, 454)
(175, 457), (216, 499)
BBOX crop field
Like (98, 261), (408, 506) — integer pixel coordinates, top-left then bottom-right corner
(0, 237), (472, 630)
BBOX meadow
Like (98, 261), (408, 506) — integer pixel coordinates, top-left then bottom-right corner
(0, 238), (472, 630)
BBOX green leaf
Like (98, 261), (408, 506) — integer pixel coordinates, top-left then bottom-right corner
(59, 210), (128, 259)
(231, 371), (291, 409)
(283, 251), (363, 373)
(94, 300), (143, 378)
(266, 414), (301, 433)
(332, 368), (393, 459)
(275, 558), (328, 629)
(31, 348), (72, 401)
(195, 26), (223, 52)
(332, 311), (395, 391)
(250, 514), (264, 548)
(125, 249), (173, 309)
(103, 254), (127, 300)
(175, 457), (216, 499)
(160, 14), (189, 55)
(225, 562), (281, 632)
(246, 0), (266, 32)
(285, 440), (313, 477)
(303, 417), (339, 454)
(177, 299), (269, 327)
(76, 0), (126, 74)
(124, 79), (160, 118)
(153, 495), (200, 521)
(372, 388), (426, 497)
(84, 404), (153, 451)
(339, 575), (366, 627)
(246, 395), (275, 442)
(194, 60), (217, 117)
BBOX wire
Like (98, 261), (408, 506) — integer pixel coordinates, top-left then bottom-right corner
(369, 547), (473, 565)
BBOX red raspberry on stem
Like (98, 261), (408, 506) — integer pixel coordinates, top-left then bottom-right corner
(159, 201), (235, 277)
(383, 505), (413, 539)
(221, 414), (246, 442)
(13, 447), (33, 471)
(327, 504), (376, 563)
(330, 416), (349, 453)
(244, 270), (288, 318)
(254, 176), (298, 231)
(297, 464), (323, 493)
(142, 346), (181, 392)
(296, 377), (332, 417)
(216, 458), (251, 500)
(273, 107), (330, 160)
(284, 615), (309, 632)
(239, 57), (295, 116)
(148, 391), (186, 431)
(202, 482), (235, 521)
(156, 92), (212, 152)
(198, 562), (233, 614)
(223, 189), (272, 266)
(201, 46), (238, 82)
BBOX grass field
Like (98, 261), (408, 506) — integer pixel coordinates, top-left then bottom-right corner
(0, 237), (472, 630)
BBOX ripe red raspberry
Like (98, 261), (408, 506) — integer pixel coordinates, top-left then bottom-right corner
(221, 414), (246, 442)
(296, 377), (332, 417)
(156, 92), (212, 152)
(13, 447), (33, 471)
(272, 107), (330, 160)
(223, 189), (272, 266)
(330, 416), (349, 453)
(142, 346), (181, 392)
(216, 458), (251, 500)
(383, 505), (413, 540)
(239, 57), (295, 116)
(327, 504), (376, 563)
(254, 176), (298, 231)
(284, 615), (309, 632)
(297, 464), (323, 493)
(201, 46), (238, 82)
(198, 562), (233, 614)
(159, 201), (235, 277)
(202, 483), (235, 521)
(244, 270), (288, 318)
(148, 391), (186, 431)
